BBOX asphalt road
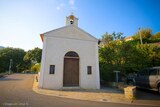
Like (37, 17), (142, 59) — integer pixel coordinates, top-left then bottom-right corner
(0, 74), (157, 107)
(133, 87), (160, 106)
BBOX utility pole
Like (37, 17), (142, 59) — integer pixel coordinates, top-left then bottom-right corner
(139, 28), (143, 45)
(9, 59), (13, 74)
(114, 71), (120, 83)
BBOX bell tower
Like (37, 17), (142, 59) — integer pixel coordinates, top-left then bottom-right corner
(66, 13), (78, 26)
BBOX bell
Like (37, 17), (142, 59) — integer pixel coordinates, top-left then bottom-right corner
(70, 20), (74, 24)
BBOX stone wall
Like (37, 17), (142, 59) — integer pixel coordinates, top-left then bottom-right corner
(124, 86), (136, 100)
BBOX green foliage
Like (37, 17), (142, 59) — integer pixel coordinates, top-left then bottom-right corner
(101, 32), (113, 44)
(112, 32), (124, 40)
(24, 47), (42, 63)
(31, 63), (40, 72)
(0, 47), (25, 73)
(133, 28), (152, 40)
(131, 29), (160, 44)
(0, 47), (42, 73)
(16, 60), (31, 72)
(151, 32), (160, 39)
(99, 32), (160, 82)
(101, 32), (124, 45)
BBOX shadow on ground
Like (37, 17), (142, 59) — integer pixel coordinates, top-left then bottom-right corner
(0, 75), (22, 81)
(0, 78), (22, 81)
(136, 88), (160, 100)
(59, 85), (123, 94)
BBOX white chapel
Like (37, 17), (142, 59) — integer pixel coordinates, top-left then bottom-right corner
(39, 14), (100, 89)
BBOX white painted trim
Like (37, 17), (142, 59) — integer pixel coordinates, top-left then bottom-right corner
(46, 36), (97, 43)
(42, 25), (98, 42)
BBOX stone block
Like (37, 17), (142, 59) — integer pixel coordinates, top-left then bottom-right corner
(124, 86), (136, 99)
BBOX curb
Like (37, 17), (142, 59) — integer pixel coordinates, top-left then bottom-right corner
(32, 75), (132, 103)
(32, 75), (159, 106)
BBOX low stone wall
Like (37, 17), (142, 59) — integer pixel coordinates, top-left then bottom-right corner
(124, 86), (136, 100)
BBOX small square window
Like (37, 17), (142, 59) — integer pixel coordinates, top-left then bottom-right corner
(50, 65), (55, 74)
(87, 66), (92, 75)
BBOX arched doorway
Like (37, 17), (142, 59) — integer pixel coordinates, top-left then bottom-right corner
(63, 51), (79, 86)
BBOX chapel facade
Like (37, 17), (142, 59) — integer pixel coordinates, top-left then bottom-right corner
(39, 14), (100, 89)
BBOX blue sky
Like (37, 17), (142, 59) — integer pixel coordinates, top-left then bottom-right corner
(0, 0), (160, 50)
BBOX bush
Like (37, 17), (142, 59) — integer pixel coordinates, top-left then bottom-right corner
(99, 41), (160, 82)
(31, 63), (40, 72)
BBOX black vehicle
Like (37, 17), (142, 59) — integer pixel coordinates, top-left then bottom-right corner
(126, 73), (136, 85)
(135, 67), (160, 94)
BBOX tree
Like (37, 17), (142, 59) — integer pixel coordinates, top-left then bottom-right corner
(99, 31), (160, 82)
(133, 28), (152, 40)
(112, 32), (124, 40)
(31, 63), (40, 72)
(0, 47), (25, 73)
(16, 60), (31, 72)
(101, 32), (113, 44)
(151, 32), (160, 39)
(100, 32), (124, 45)
(23, 47), (42, 63)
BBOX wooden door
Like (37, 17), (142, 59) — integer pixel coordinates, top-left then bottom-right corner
(63, 58), (79, 86)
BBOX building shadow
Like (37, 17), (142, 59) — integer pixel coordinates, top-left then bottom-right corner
(60, 85), (123, 94)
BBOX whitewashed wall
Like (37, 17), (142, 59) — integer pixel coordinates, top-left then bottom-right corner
(39, 25), (100, 89)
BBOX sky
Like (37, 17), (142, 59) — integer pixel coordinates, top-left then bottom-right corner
(0, 0), (160, 51)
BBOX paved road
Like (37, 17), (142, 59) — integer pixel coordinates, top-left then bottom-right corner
(133, 88), (160, 106)
(0, 74), (156, 107)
